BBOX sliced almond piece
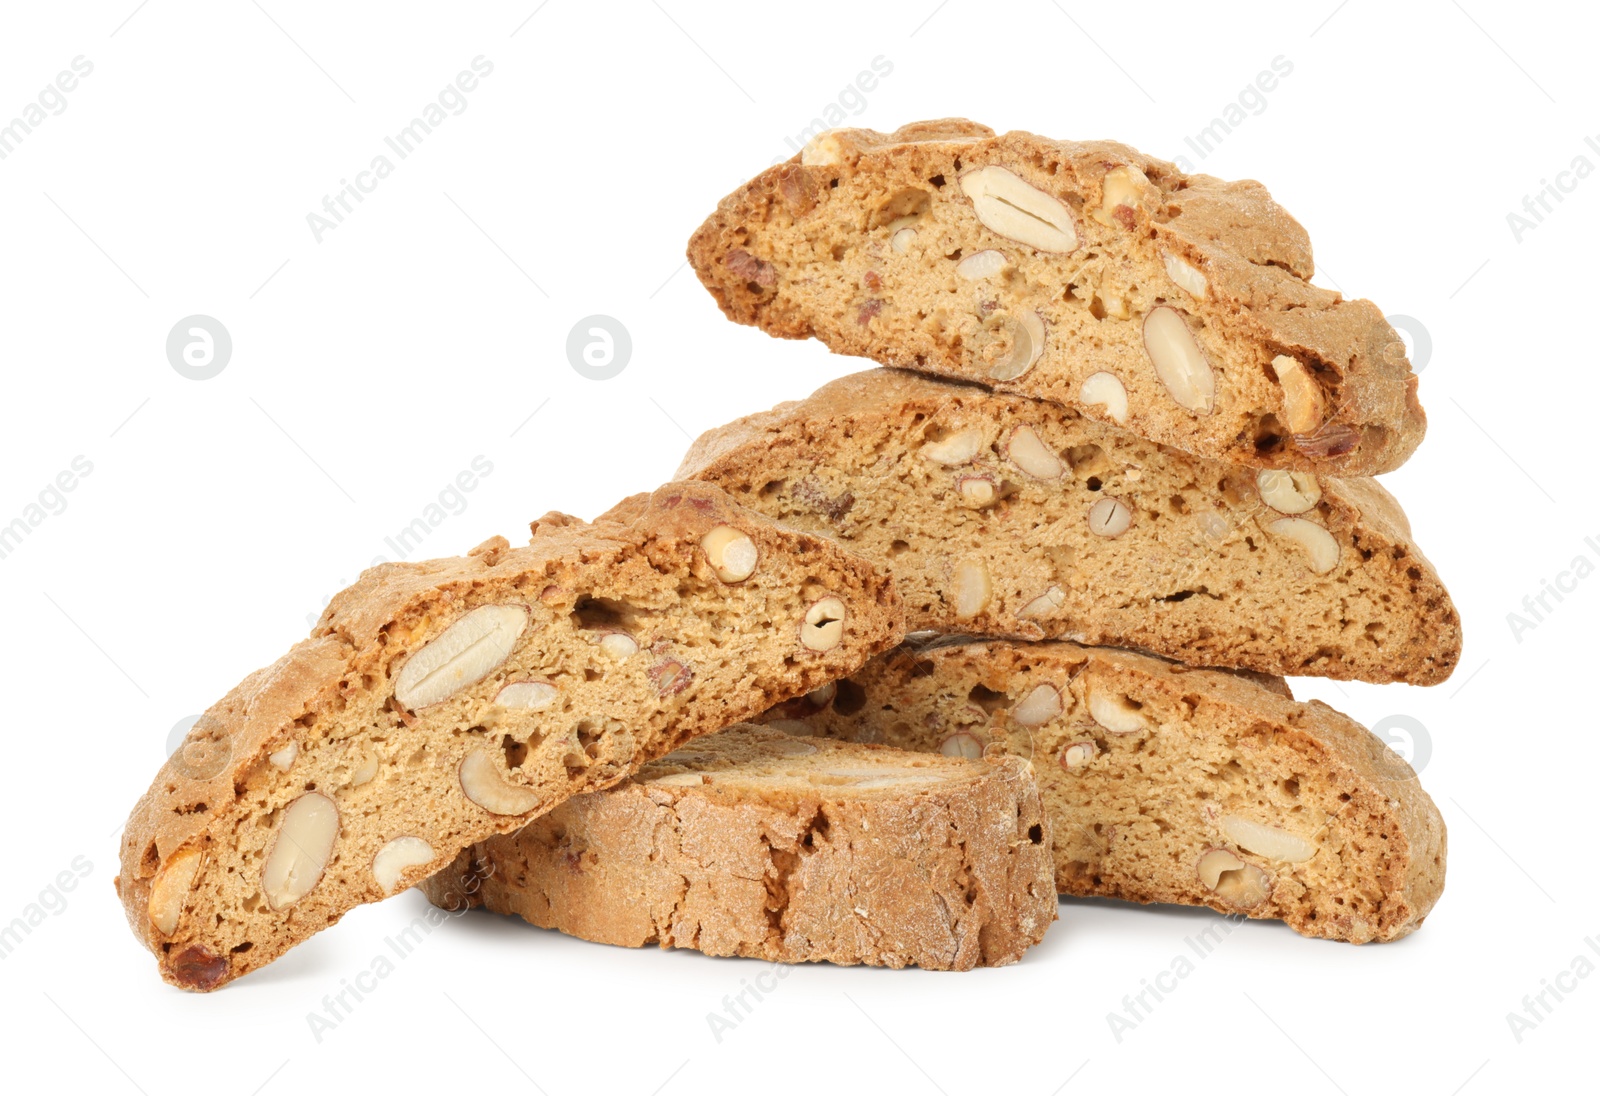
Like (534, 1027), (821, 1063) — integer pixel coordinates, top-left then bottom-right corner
(1197, 848), (1243, 889)
(1005, 425), (1064, 479)
(1256, 470), (1322, 515)
(1162, 252), (1207, 297)
(1199, 512), (1231, 542)
(701, 524), (759, 583)
(940, 732), (985, 760)
(956, 474), (998, 509)
(262, 793), (339, 910)
(959, 166), (1079, 253)
(1272, 355), (1325, 434)
(1142, 307), (1215, 414)
(1079, 372), (1129, 424)
(1018, 586), (1066, 620)
(1013, 684), (1063, 727)
(496, 680), (559, 710)
(1092, 164), (1149, 226)
(459, 749), (542, 815)
(648, 657), (693, 697)
(1098, 292), (1131, 321)
(268, 741), (299, 771)
(990, 312), (1046, 382)
(1059, 740), (1097, 771)
(1197, 848), (1273, 908)
(1267, 517), (1341, 574)
(394, 604), (529, 710)
(148, 847), (203, 934)
(1219, 815), (1317, 863)
(956, 249), (1007, 280)
(952, 560), (992, 619)
(373, 836), (436, 896)
(1087, 496), (1132, 538)
(598, 631), (639, 660)
(800, 597), (847, 652)
(921, 426), (986, 466)
(1087, 687), (1146, 734)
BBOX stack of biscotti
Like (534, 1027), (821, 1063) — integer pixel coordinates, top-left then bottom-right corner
(443, 122), (1456, 955)
(116, 484), (909, 989)
(119, 121), (1460, 990)
(436, 122), (1457, 957)
(662, 119), (1458, 942)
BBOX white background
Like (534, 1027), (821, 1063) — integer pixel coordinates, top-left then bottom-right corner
(0, 1), (1593, 1092)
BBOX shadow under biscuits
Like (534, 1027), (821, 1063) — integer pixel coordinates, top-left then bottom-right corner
(1059, 893), (1436, 950)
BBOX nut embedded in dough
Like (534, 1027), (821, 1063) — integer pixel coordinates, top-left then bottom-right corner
(1005, 425), (1065, 480)
(1197, 848), (1273, 909)
(393, 604), (530, 710)
(373, 836), (436, 896)
(1079, 371), (1129, 424)
(147, 847), (202, 934)
(951, 559), (993, 620)
(1220, 815), (1318, 864)
(800, 597), (848, 652)
(458, 749), (542, 816)
(1142, 306), (1216, 414)
(262, 793), (339, 910)
(1257, 469), (1321, 515)
(1087, 496), (1132, 538)
(959, 165), (1079, 253)
(1272, 355), (1326, 434)
(700, 524), (759, 583)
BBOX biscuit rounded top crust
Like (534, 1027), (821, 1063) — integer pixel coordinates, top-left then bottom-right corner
(116, 483), (902, 990)
(422, 725), (1057, 970)
(768, 637), (1446, 944)
(689, 119), (1424, 476)
(677, 368), (1460, 685)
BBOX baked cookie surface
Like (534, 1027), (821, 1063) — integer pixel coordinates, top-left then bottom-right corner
(767, 637), (1446, 944)
(116, 484), (902, 990)
(679, 369), (1460, 684)
(422, 724), (1056, 970)
(689, 119), (1423, 475)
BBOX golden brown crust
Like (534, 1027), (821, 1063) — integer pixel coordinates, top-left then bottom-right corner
(117, 483), (903, 990)
(688, 120), (1423, 475)
(421, 726), (1056, 970)
(767, 638), (1446, 943)
(677, 368), (1460, 684)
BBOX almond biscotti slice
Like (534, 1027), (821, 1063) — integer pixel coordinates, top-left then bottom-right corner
(677, 369), (1460, 684)
(115, 484), (902, 991)
(419, 724), (1055, 970)
(689, 119), (1423, 476)
(765, 637), (1446, 944)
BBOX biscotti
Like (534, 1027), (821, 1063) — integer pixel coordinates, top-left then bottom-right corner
(766, 636), (1446, 943)
(688, 119), (1423, 475)
(115, 484), (903, 990)
(421, 725), (1055, 969)
(677, 368), (1460, 684)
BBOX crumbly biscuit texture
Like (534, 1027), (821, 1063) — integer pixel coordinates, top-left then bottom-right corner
(689, 119), (1423, 475)
(767, 637), (1445, 943)
(116, 483), (902, 990)
(422, 725), (1055, 970)
(678, 368), (1460, 684)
